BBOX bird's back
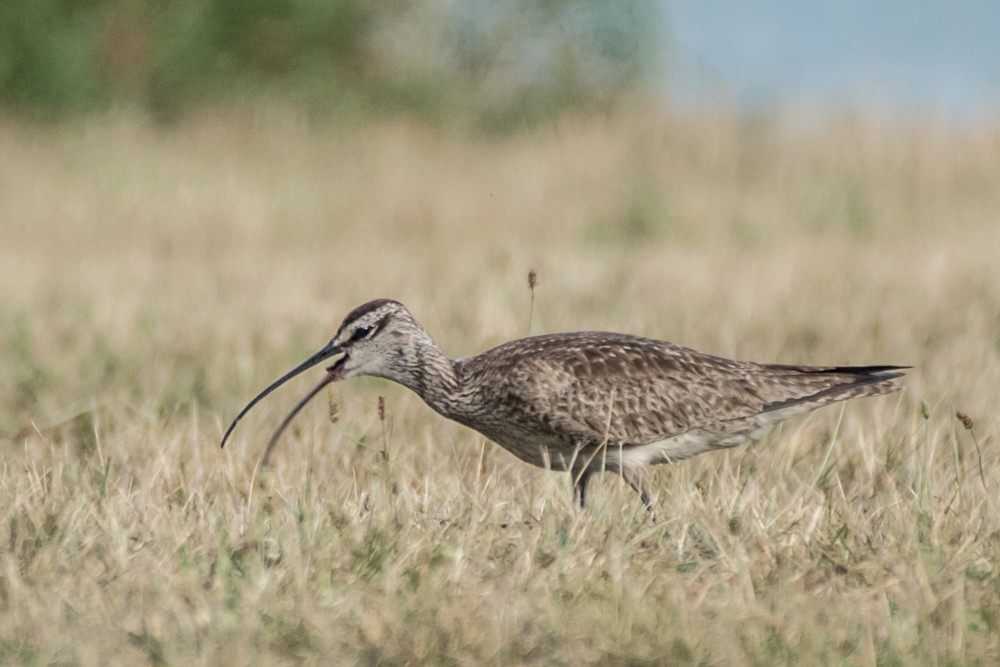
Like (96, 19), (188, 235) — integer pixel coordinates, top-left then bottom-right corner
(451, 332), (903, 468)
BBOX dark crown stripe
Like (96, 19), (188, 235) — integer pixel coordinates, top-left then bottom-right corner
(337, 299), (400, 336)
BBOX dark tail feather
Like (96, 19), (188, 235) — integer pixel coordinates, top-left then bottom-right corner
(761, 364), (908, 414)
(766, 363), (909, 379)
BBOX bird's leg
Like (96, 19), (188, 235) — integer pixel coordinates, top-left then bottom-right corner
(620, 467), (656, 517)
(572, 465), (654, 517)
(572, 469), (592, 509)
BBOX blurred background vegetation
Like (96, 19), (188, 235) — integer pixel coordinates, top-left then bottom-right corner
(0, 0), (660, 128)
(3, 3), (1000, 664)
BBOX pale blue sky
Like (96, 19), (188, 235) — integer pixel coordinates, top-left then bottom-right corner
(659, 1), (1000, 121)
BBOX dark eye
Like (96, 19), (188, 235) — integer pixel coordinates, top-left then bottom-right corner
(349, 325), (375, 342)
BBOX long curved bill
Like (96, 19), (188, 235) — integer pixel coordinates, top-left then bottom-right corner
(219, 342), (345, 450)
(260, 370), (338, 467)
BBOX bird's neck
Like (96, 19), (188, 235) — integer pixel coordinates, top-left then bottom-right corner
(399, 338), (461, 416)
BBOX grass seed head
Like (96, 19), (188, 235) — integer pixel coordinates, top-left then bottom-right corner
(327, 384), (340, 423)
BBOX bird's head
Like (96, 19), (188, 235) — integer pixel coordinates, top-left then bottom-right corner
(219, 298), (424, 458)
(324, 298), (424, 383)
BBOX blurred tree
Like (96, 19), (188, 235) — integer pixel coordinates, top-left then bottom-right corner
(0, 0), (108, 110)
(0, 0), (661, 126)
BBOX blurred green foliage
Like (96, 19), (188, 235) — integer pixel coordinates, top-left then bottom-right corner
(0, 0), (660, 126)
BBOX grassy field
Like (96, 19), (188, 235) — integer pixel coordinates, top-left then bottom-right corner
(1, 105), (999, 665)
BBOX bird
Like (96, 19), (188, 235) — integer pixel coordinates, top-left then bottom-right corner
(220, 298), (906, 510)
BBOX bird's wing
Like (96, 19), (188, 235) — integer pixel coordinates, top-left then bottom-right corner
(481, 334), (904, 454)
(483, 333), (767, 448)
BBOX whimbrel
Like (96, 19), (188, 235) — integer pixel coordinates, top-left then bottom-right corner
(220, 299), (905, 509)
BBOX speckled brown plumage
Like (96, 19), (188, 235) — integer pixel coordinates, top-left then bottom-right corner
(221, 299), (906, 510)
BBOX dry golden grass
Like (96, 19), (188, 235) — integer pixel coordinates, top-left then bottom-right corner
(1, 105), (999, 664)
